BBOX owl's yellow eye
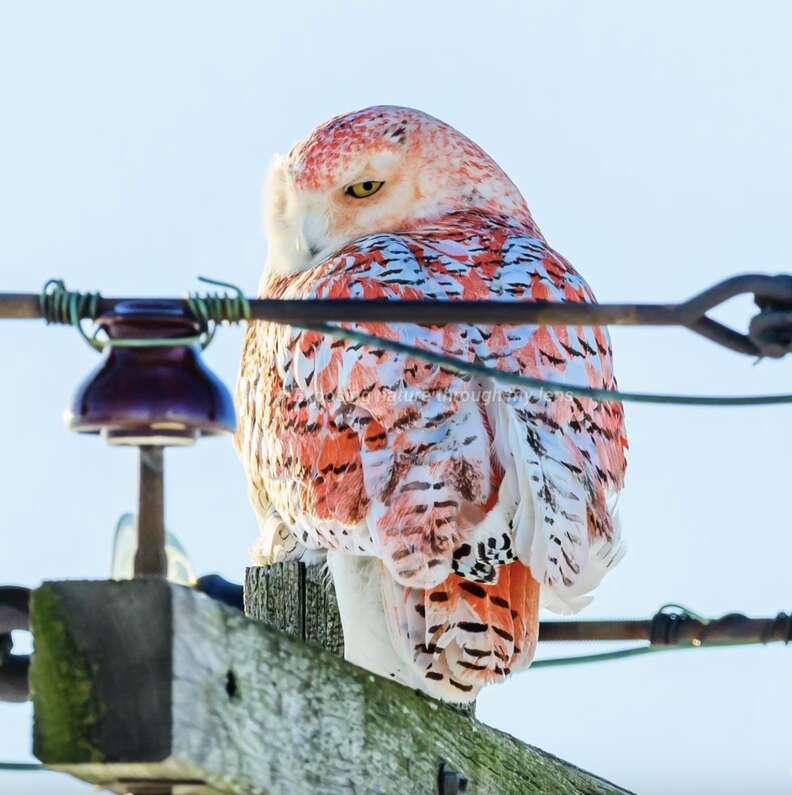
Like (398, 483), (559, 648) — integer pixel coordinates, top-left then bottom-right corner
(345, 180), (384, 199)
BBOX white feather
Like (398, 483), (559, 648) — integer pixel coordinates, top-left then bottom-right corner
(327, 552), (425, 691)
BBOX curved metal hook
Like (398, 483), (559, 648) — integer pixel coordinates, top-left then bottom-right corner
(678, 274), (792, 358)
(0, 586), (31, 703)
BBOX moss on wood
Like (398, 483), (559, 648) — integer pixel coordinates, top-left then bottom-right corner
(29, 585), (104, 763)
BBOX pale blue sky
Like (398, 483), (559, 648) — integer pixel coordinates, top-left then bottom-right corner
(2, 2), (791, 793)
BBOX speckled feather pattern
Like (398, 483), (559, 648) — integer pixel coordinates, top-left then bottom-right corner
(236, 107), (628, 701)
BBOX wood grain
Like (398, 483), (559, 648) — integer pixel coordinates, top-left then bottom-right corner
(30, 579), (630, 795)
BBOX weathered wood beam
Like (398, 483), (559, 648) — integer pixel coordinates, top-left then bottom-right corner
(244, 562), (344, 658)
(30, 579), (630, 795)
(243, 562), (476, 719)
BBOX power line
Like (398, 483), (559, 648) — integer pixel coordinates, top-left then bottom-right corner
(0, 272), (790, 359)
(0, 274), (791, 406)
(301, 322), (792, 406)
(533, 604), (792, 667)
(0, 762), (43, 772)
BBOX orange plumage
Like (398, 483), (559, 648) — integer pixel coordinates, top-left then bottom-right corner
(236, 106), (627, 701)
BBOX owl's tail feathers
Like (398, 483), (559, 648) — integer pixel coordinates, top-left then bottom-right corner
(381, 561), (540, 703)
(541, 512), (626, 615)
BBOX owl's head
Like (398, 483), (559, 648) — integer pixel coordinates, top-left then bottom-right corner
(263, 106), (534, 278)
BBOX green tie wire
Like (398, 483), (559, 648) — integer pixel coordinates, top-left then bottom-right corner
(0, 762), (44, 771)
(40, 279), (104, 351)
(300, 321), (792, 407)
(38, 278), (792, 407)
(41, 277), (250, 351)
(186, 276), (252, 348)
(531, 638), (768, 668)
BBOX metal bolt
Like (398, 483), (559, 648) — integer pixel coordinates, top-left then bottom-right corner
(439, 762), (468, 795)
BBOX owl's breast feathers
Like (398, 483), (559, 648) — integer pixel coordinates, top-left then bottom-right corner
(236, 210), (627, 698)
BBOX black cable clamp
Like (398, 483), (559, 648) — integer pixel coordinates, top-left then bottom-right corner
(649, 607), (695, 647)
(762, 611), (792, 645)
(750, 288), (792, 359)
(0, 586), (31, 703)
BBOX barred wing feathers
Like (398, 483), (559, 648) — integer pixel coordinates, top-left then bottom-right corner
(236, 217), (627, 696)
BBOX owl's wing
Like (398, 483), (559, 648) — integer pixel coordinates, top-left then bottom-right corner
(237, 229), (627, 611)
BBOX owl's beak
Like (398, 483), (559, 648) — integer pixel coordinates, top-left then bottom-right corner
(297, 207), (330, 263)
